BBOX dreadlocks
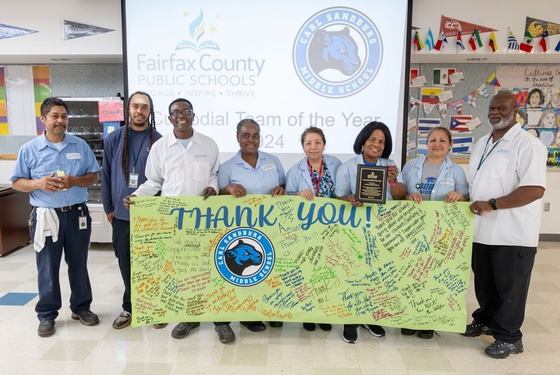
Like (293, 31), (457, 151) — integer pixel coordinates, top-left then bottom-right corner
(121, 91), (157, 183)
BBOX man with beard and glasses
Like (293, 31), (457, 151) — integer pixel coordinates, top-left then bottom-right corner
(102, 91), (162, 330)
(464, 90), (546, 359)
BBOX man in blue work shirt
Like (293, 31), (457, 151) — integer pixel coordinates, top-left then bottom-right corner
(12, 97), (100, 338)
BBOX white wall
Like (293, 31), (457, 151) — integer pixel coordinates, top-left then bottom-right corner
(0, 0), (122, 64)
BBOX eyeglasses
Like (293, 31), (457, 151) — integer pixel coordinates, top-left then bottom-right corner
(170, 108), (193, 117)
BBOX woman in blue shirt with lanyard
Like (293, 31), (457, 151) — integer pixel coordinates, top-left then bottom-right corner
(286, 126), (341, 332)
(335, 121), (406, 344)
(218, 118), (285, 333)
(399, 126), (468, 339)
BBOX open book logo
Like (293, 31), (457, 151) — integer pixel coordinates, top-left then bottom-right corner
(176, 9), (220, 52)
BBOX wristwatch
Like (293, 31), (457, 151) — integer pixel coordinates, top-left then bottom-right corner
(488, 198), (498, 210)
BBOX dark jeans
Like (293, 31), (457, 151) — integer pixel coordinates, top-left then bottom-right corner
(112, 218), (132, 313)
(30, 204), (93, 321)
(471, 242), (536, 342)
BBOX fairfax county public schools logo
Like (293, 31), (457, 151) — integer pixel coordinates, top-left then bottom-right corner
(176, 9), (220, 52)
(215, 228), (275, 287)
(293, 7), (382, 98)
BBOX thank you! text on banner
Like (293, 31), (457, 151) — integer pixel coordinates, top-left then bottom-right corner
(130, 196), (473, 332)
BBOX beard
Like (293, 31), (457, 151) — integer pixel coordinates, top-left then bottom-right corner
(489, 111), (516, 131)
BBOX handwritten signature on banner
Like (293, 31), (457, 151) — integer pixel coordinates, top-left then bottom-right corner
(130, 196), (473, 332)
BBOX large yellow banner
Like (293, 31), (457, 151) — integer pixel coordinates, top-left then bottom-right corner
(130, 196), (473, 332)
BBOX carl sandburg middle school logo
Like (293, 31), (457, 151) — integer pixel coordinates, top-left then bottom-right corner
(293, 7), (382, 98)
(215, 228), (275, 287)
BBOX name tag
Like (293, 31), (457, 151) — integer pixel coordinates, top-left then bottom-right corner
(66, 153), (81, 160)
(440, 178), (455, 185)
(262, 163), (275, 172)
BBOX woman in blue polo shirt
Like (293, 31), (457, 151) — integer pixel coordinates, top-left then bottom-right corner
(335, 121), (406, 344)
(218, 118), (285, 332)
(399, 126), (468, 339)
(286, 126), (341, 332)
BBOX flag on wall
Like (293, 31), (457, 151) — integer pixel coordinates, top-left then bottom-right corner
(475, 83), (489, 97)
(485, 72), (500, 86)
(433, 68), (456, 85)
(450, 115), (473, 132)
(507, 30), (519, 50)
(0, 23), (37, 40)
(425, 28), (434, 51)
(488, 31), (498, 52)
(450, 99), (463, 114)
(456, 31), (465, 51)
(418, 118), (441, 134)
(555, 40), (560, 52)
(62, 20), (114, 40)
(413, 30), (424, 51)
(434, 32), (448, 51)
(464, 93), (477, 108)
(452, 135), (474, 154)
(539, 30), (549, 52)
(468, 29), (482, 50)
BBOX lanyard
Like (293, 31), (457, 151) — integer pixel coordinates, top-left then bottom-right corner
(477, 136), (501, 171)
(129, 127), (149, 174)
(307, 159), (324, 195)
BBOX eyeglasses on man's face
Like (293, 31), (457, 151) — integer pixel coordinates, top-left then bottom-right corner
(170, 108), (193, 117)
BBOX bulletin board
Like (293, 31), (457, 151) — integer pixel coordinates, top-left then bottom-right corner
(407, 63), (560, 169)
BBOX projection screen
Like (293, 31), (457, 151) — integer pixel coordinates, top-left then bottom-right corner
(122, 0), (412, 167)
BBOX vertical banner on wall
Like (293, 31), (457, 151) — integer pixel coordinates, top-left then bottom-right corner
(32, 66), (51, 134)
(0, 67), (8, 135)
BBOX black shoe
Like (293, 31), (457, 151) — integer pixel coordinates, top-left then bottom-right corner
(319, 324), (332, 331)
(71, 310), (99, 326)
(361, 324), (385, 337)
(463, 321), (492, 337)
(38, 319), (55, 337)
(484, 339), (523, 359)
(342, 325), (358, 343)
(418, 330), (434, 339)
(269, 321), (283, 327)
(401, 328), (416, 336)
(303, 323), (315, 331)
(241, 321), (266, 332)
(151, 323), (168, 329)
(171, 322), (200, 339)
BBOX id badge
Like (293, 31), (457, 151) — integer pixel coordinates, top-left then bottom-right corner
(129, 173), (139, 188)
(79, 215), (87, 230)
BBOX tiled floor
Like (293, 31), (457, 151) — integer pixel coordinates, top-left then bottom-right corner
(1, 241), (559, 374)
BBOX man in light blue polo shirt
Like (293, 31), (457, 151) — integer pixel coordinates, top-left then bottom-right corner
(11, 97), (100, 338)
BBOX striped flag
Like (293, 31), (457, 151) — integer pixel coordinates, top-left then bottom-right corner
(488, 31), (498, 52)
(486, 72), (500, 86)
(450, 115), (473, 132)
(425, 28), (435, 51)
(507, 30), (519, 50)
(468, 29), (482, 50)
(452, 135), (474, 154)
(475, 83), (489, 98)
(450, 99), (463, 114)
(434, 32), (448, 51)
(418, 118), (441, 135)
(413, 29), (424, 51)
(540, 30), (549, 52)
(416, 137), (428, 155)
(456, 31), (465, 51)
(464, 93), (477, 108)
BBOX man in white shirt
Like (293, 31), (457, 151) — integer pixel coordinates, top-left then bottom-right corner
(123, 98), (235, 344)
(465, 90), (546, 359)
